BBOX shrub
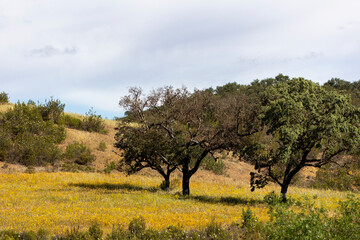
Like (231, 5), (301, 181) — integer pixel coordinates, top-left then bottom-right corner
(88, 222), (103, 240)
(311, 163), (360, 191)
(104, 160), (118, 174)
(0, 102), (65, 166)
(0, 92), (9, 104)
(201, 155), (226, 175)
(263, 191), (282, 205)
(128, 216), (146, 237)
(37, 97), (65, 124)
(205, 220), (230, 239)
(82, 108), (106, 133)
(98, 141), (107, 151)
(64, 142), (95, 165)
(64, 114), (83, 130)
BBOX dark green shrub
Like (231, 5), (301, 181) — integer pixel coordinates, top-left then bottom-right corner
(0, 102), (65, 166)
(201, 156), (226, 175)
(263, 191), (281, 205)
(37, 97), (65, 124)
(0, 92), (9, 104)
(64, 114), (83, 130)
(82, 108), (106, 133)
(0, 127), (11, 161)
(64, 142), (95, 165)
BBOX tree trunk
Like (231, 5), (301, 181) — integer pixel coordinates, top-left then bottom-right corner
(280, 182), (289, 203)
(161, 175), (170, 191)
(182, 160), (190, 196)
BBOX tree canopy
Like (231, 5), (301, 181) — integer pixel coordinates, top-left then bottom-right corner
(246, 77), (360, 201)
(116, 86), (258, 195)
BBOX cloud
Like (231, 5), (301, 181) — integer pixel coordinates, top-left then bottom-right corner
(1, 0), (360, 118)
(26, 46), (77, 57)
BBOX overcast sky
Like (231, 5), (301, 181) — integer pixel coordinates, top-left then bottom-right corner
(1, 0), (360, 118)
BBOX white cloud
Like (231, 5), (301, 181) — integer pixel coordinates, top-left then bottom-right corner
(0, 0), (360, 117)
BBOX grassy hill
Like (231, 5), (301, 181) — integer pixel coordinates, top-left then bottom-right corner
(1, 102), (360, 239)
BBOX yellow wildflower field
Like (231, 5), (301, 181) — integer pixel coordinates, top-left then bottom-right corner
(0, 172), (355, 234)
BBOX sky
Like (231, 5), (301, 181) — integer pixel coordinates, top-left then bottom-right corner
(1, 0), (360, 118)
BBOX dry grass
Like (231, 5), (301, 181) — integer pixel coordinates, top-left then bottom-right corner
(59, 119), (119, 170)
(0, 103), (13, 112)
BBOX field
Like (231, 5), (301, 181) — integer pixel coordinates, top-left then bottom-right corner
(0, 102), (359, 238)
(0, 171), (355, 235)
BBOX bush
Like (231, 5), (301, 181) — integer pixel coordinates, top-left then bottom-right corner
(0, 92), (9, 104)
(82, 108), (106, 133)
(37, 97), (65, 123)
(64, 142), (95, 165)
(0, 102), (65, 166)
(64, 114), (83, 130)
(311, 163), (360, 191)
(98, 141), (107, 151)
(104, 160), (118, 174)
(88, 222), (103, 240)
(201, 155), (226, 175)
(128, 216), (146, 237)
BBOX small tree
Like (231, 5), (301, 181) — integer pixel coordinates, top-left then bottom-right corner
(246, 77), (360, 202)
(115, 124), (178, 190)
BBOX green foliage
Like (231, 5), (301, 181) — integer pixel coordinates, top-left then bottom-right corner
(263, 191), (282, 205)
(37, 97), (65, 123)
(82, 108), (106, 133)
(64, 111), (107, 133)
(103, 160), (118, 174)
(201, 156), (226, 175)
(64, 114), (83, 130)
(311, 163), (360, 191)
(98, 141), (107, 151)
(247, 76), (360, 201)
(2, 201), (360, 240)
(88, 222), (103, 240)
(0, 102), (65, 166)
(64, 142), (95, 165)
(0, 91), (9, 104)
(128, 216), (146, 237)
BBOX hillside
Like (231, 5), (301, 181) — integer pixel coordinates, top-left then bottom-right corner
(0, 103), (255, 185)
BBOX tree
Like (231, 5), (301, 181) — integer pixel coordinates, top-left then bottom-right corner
(0, 92), (9, 104)
(246, 77), (360, 202)
(115, 123), (179, 190)
(116, 86), (257, 195)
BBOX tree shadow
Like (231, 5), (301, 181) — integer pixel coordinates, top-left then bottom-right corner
(180, 195), (264, 206)
(69, 182), (159, 193)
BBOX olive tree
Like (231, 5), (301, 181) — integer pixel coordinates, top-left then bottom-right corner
(247, 77), (360, 202)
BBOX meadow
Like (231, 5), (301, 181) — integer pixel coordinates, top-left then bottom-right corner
(0, 171), (355, 235)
